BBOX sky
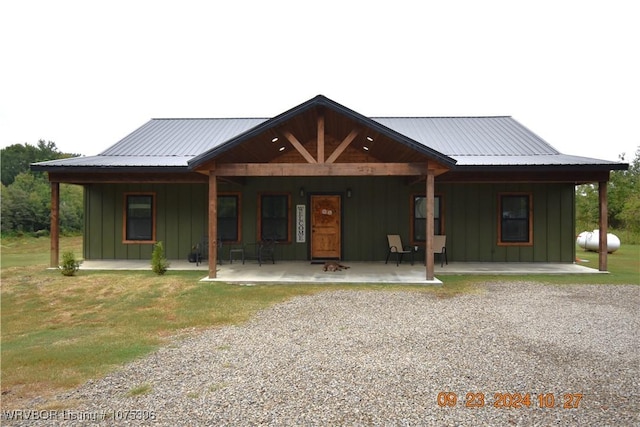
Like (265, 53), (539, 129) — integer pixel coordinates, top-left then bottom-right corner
(1, 0), (638, 163)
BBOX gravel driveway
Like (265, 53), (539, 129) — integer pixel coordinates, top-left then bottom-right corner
(9, 282), (639, 426)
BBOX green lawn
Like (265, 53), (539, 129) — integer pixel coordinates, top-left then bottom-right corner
(563, 243), (640, 284)
(1, 236), (638, 408)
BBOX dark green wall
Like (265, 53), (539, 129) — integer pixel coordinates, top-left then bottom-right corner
(436, 183), (575, 262)
(84, 179), (575, 263)
(84, 183), (208, 260)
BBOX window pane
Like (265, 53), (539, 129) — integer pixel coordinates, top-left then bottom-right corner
(501, 195), (530, 243)
(502, 219), (529, 242)
(415, 197), (426, 219)
(262, 196), (287, 218)
(218, 196), (237, 218)
(413, 195), (441, 241)
(218, 195), (238, 241)
(262, 218), (287, 240)
(502, 196), (528, 219)
(261, 195), (288, 240)
(126, 195), (153, 240)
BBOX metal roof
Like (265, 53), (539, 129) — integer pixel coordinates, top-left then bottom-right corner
(31, 96), (626, 172)
(453, 154), (621, 167)
(102, 118), (267, 156)
(372, 117), (559, 156)
(32, 155), (193, 168)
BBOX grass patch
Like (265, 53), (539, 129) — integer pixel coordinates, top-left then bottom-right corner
(209, 383), (227, 392)
(435, 243), (639, 286)
(127, 383), (152, 397)
(0, 235), (82, 268)
(1, 236), (637, 408)
(554, 243), (639, 285)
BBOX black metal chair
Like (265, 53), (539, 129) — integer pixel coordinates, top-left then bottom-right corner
(257, 239), (276, 266)
(190, 235), (207, 266)
(229, 244), (245, 264)
(193, 235), (224, 266)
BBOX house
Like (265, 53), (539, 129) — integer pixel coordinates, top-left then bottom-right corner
(32, 95), (628, 280)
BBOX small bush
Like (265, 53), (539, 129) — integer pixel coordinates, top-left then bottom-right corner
(60, 251), (80, 276)
(151, 241), (169, 275)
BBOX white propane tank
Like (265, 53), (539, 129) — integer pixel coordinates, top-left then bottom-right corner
(576, 230), (621, 253)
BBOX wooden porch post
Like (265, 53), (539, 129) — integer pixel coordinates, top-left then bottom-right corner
(50, 181), (60, 268)
(425, 168), (435, 280)
(208, 171), (218, 278)
(598, 180), (608, 271)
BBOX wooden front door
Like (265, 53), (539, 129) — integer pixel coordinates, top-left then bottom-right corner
(311, 195), (341, 259)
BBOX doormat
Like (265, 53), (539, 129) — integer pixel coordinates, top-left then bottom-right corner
(310, 259), (337, 264)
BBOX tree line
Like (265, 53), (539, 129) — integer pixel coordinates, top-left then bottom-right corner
(1, 141), (638, 242)
(1, 141), (83, 235)
(576, 148), (640, 243)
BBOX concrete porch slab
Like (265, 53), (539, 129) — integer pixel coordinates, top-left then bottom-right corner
(78, 259), (602, 285)
(201, 261), (443, 285)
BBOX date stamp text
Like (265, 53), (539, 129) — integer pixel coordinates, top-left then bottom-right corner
(437, 392), (583, 409)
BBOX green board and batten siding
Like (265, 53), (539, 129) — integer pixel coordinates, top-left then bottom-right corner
(84, 179), (575, 263)
(439, 183), (575, 263)
(84, 184), (208, 260)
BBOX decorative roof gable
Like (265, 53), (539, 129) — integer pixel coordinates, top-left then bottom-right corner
(187, 95), (457, 170)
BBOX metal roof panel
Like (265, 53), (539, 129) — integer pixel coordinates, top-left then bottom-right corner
(372, 117), (559, 156)
(452, 154), (623, 166)
(101, 118), (268, 157)
(31, 155), (194, 169)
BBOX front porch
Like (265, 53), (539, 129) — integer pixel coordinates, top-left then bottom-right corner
(78, 260), (602, 285)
